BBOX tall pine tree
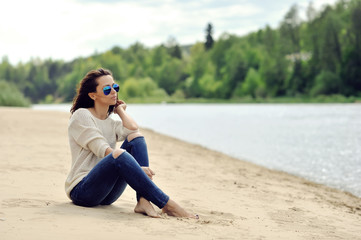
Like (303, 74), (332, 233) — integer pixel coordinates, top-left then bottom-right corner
(205, 23), (214, 50)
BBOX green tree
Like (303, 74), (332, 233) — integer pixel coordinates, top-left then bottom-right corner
(151, 45), (169, 67)
(320, 7), (343, 73)
(57, 59), (93, 102)
(342, 0), (361, 94)
(260, 54), (289, 97)
(123, 42), (148, 78)
(263, 25), (277, 56)
(95, 51), (128, 82)
(23, 60), (52, 102)
(279, 4), (306, 96)
(280, 4), (301, 54)
(198, 62), (222, 98)
(157, 58), (185, 95)
(310, 70), (342, 96)
(219, 43), (249, 98)
(120, 77), (167, 99)
(185, 43), (208, 97)
(0, 80), (30, 107)
(210, 34), (238, 79)
(234, 68), (265, 98)
(166, 37), (182, 59)
(0, 57), (15, 82)
(205, 23), (214, 50)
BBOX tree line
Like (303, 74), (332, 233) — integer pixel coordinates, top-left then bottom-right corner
(1, 0), (360, 106)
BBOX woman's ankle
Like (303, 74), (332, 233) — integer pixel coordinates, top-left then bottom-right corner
(162, 199), (198, 218)
(162, 199), (177, 212)
(135, 197), (160, 218)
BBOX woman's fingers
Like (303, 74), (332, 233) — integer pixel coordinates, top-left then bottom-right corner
(116, 100), (127, 110)
(114, 101), (127, 112)
(142, 167), (155, 180)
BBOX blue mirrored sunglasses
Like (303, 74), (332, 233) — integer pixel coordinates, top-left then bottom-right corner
(103, 83), (119, 95)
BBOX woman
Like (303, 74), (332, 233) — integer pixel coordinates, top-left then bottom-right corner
(65, 68), (197, 218)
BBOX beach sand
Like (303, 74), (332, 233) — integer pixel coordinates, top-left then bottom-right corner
(0, 107), (360, 240)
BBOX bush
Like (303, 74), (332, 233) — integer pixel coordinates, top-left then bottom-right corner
(42, 94), (54, 104)
(233, 68), (266, 98)
(0, 80), (31, 107)
(121, 78), (141, 98)
(310, 71), (342, 97)
(120, 77), (168, 99)
(171, 89), (185, 99)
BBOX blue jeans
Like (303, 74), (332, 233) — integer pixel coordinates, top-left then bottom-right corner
(70, 137), (169, 208)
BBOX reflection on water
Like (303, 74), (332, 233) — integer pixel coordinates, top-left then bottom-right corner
(33, 103), (361, 197)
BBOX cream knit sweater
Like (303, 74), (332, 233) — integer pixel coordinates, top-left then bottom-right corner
(65, 108), (136, 198)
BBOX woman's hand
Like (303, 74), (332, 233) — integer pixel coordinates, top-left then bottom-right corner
(141, 167), (155, 180)
(114, 99), (139, 130)
(114, 100), (127, 113)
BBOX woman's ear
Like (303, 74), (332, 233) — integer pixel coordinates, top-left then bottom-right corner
(88, 93), (96, 101)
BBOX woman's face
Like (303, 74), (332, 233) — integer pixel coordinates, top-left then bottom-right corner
(92, 75), (118, 105)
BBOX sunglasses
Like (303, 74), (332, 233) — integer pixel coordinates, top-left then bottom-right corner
(103, 83), (119, 95)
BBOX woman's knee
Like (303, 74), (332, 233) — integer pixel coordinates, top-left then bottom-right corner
(127, 132), (143, 142)
(112, 149), (125, 159)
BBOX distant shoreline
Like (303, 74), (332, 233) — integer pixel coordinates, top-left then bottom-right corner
(97, 95), (361, 104)
(2, 93), (360, 109)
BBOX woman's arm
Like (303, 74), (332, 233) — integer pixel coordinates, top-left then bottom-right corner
(105, 146), (154, 179)
(69, 109), (111, 158)
(114, 100), (138, 130)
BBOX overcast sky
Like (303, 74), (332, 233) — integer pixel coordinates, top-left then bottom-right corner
(0, 0), (338, 64)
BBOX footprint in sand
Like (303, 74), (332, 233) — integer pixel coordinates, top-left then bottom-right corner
(210, 210), (234, 218)
(193, 210), (238, 226)
(2, 198), (54, 208)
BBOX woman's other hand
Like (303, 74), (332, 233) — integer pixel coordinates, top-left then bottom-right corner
(141, 167), (155, 180)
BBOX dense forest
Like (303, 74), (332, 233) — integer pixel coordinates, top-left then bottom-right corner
(1, 0), (361, 106)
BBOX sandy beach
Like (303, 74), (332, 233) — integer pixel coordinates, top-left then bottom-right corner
(0, 107), (360, 239)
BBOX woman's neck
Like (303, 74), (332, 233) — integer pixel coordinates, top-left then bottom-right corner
(90, 103), (109, 120)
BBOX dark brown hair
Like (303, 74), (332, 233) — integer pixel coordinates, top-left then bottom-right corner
(70, 68), (115, 115)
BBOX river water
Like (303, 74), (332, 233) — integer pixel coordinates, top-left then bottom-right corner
(33, 103), (361, 197)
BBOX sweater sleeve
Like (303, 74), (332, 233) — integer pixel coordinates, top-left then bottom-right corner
(69, 109), (110, 158)
(115, 120), (138, 142)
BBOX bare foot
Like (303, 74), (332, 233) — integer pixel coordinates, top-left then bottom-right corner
(162, 199), (199, 219)
(134, 197), (161, 218)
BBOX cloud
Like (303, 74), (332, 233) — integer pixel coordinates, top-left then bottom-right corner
(0, 0), (339, 64)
